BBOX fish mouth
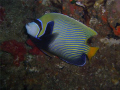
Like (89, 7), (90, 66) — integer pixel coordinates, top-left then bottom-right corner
(25, 24), (30, 30)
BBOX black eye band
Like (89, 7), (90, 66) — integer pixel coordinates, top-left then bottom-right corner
(33, 19), (42, 32)
(33, 19), (43, 38)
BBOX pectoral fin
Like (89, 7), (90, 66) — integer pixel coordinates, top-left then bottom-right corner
(40, 33), (59, 49)
(30, 33), (59, 50)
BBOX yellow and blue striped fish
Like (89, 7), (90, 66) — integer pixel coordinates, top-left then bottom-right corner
(26, 13), (98, 66)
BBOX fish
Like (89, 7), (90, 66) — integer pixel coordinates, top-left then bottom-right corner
(26, 13), (98, 66)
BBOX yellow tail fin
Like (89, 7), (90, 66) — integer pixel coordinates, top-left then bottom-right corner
(87, 47), (99, 60)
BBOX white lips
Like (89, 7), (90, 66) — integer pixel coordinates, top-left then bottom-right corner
(26, 22), (40, 37)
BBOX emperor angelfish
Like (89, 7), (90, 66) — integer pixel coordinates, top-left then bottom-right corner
(26, 13), (98, 66)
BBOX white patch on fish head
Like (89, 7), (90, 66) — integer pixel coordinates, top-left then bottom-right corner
(26, 22), (40, 37)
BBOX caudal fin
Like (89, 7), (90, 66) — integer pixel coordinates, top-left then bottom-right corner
(87, 47), (99, 60)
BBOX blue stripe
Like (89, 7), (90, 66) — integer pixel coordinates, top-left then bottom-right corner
(55, 25), (81, 31)
(46, 17), (90, 61)
(55, 20), (81, 29)
(49, 44), (88, 54)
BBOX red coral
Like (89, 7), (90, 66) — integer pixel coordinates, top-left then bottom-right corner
(101, 15), (108, 24)
(26, 39), (44, 55)
(26, 39), (36, 47)
(62, 1), (90, 26)
(113, 26), (120, 36)
(0, 40), (26, 66)
(110, 24), (120, 36)
(0, 6), (5, 24)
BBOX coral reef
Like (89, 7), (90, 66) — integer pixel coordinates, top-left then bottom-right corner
(0, 6), (5, 24)
(0, 40), (26, 66)
(100, 37), (120, 46)
(110, 23), (120, 36)
(62, 0), (90, 26)
(0, 0), (120, 89)
(26, 39), (44, 55)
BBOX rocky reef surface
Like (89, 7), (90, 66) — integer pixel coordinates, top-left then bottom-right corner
(0, 0), (120, 90)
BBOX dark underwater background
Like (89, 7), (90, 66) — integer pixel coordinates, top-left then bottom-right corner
(0, 0), (120, 90)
